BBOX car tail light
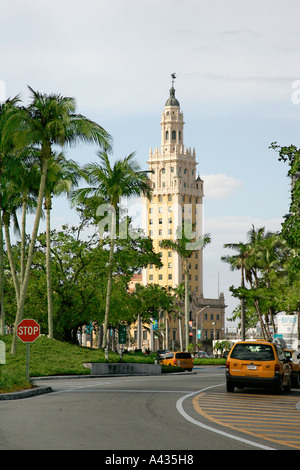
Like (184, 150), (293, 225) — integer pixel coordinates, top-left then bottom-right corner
(275, 363), (280, 374)
(174, 360), (177, 365)
(226, 361), (230, 372)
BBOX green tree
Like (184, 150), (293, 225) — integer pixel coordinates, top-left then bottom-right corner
(221, 242), (249, 341)
(161, 222), (211, 350)
(270, 142), (300, 271)
(11, 87), (111, 353)
(131, 283), (176, 350)
(223, 226), (291, 339)
(44, 153), (81, 339)
(72, 151), (152, 349)
(33, 225), (107, 342)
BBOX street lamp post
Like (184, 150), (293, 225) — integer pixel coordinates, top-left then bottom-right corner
(195, 306), (209, 346)
(212, 321), (216, 355)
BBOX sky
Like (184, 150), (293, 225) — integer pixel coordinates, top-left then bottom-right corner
(1, 0), (300, 329)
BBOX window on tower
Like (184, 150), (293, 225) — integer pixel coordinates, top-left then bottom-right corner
(172, 130), (176, 140)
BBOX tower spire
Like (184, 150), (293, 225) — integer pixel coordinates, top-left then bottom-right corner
(171, 73), (176, 87)
(165, 73), (180, 107)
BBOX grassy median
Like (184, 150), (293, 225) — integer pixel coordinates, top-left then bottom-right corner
(0, 335), (225, 393)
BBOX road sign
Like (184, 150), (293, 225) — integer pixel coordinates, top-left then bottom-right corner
(277, 314), (299, 349)
(118, 324), (127, 344)
(17, 319), (40, 343)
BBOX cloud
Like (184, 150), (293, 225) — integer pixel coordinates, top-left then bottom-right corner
(202, 174), (243, 200)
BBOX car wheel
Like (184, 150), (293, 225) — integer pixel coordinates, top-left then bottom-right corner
(226, 381), (234, 393)
(274, 375), (284, 394)
(295, 372), (300, 387)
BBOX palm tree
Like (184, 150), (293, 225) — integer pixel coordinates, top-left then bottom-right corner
(11, 87), (112, 353)
(161, 222), (211, 350)
(1, 176), (22, 306)
(0, 96), (22, 334)
(247, 226), (288, 337)
(12, 149), (40, 284)
(221, 242), (250, 341)
(44, 153), (82, 339)
(71, 150), (152, 349)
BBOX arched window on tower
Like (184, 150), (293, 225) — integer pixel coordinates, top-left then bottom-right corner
(166, 130), (169, 140)
(172, 130), (176, 140)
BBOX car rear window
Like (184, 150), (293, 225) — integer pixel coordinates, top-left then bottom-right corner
(284, 350), (292, 360)
(165, 353), (174, 359)
(175, 352), (191, 359)
(230, 343), (275, 361)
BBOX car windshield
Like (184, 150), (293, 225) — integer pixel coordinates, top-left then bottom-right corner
(231, 343), (275, 361)
(175, 353), (191, 359)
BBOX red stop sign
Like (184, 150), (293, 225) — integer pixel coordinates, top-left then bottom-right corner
(17, 319), (40, 343)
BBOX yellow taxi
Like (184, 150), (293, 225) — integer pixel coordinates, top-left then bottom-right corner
(160, 351), (193, 371)
(226, 340), (292, 393)
(284, 349), (300, 387)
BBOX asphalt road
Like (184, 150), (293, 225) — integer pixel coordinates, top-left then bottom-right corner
(0, 366), (299, 452)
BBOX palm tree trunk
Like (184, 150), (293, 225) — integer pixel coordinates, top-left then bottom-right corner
(178, 313), (183, 351)
(102, 208), (116, 349)
(252, 271), (270, 340)
(11, 156), (49, 354)
(20, 198), (27, 283)
(45, 196), (53, 339)
(240, 266), (245, 341)
(137, 313), (142, 349)
(3, 215), (20, 306)
(184, 259), (189, 351)
(165, 313), (169, 350)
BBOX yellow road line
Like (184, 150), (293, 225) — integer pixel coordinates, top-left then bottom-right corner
(193, 391), (300, 450)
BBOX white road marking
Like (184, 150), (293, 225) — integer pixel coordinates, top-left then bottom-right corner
(176, 383), (276, 451)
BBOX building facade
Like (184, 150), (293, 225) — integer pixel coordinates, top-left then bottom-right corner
(134, 77), (226, 351)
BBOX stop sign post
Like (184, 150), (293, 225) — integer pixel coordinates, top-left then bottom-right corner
(17, 319), (40, 380)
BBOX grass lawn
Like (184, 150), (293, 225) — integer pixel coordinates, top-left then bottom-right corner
(0, 334), (225, 393)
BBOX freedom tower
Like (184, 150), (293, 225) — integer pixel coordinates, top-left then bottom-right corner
(138, 75), (226, 350)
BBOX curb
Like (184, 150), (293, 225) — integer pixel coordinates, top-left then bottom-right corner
(0, 369), (199, 399)
(0, 385), (53, 400)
